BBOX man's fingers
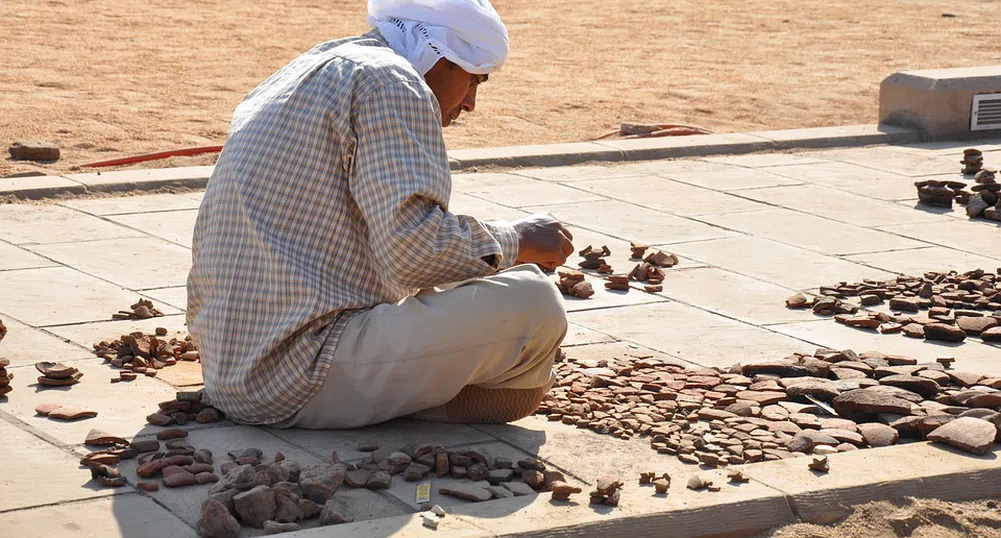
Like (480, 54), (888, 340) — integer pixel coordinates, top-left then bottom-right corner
(559, 232), (574, 257)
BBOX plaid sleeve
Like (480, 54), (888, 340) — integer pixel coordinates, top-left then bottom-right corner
(349, 79), (519, 289)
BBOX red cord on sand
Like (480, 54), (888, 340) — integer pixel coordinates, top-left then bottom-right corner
(80, 145), (224, 168)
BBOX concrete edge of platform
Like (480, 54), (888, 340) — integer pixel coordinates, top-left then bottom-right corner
(281, 441), (1001, 538)
(1, 124), (921, 200)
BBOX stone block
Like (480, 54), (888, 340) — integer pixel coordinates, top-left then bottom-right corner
(880, 66), (1001, 139)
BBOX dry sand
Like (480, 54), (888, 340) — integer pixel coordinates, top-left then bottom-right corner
(3, 0), (1000, 175)
(758, 498), (1001, 538)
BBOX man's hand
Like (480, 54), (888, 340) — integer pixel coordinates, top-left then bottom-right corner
(512, 213), (574, 268)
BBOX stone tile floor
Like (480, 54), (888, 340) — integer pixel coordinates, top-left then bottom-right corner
(1, 140), (1001, 537)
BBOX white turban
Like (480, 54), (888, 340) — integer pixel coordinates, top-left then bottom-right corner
(368, 0), (509, 75)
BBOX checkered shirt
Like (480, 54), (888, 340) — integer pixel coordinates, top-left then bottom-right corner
(187, 31), (519, 425)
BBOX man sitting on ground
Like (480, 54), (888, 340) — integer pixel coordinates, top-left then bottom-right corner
(187, 0), (573, 429)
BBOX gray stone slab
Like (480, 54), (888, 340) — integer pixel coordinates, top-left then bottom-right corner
(448, 192), (529, 222)
(562, 322), (617, 347)
(523, 199), (738, 246)
(643, 161), (804, 191)
(115, 425), (327, 528)
(0, 174), (86, 198)
(0, 204), (145, 245)
(0, 419), (122, 511)
(449, 142), (624, 169)
(0, 266), (154, 326)
(451, 173), (605, 208)
(3, 358), (180, 445)
(61, 193), (201, 216)
(669, 236), (897, 290)
(747, 124), (920, 148)
(811, 146), (963, 176)
(569, 301), (814, 369)
(0, 494), (197, 538)
(594, 133), (774, 161)
(844, 246), (1001, 276)
(651, 267), (805, 325)
(513, 164), (646, 182)
(698, 208), (926, 256)
(0, 316), (91, 367)
(0, 240), (58, 271)
(734, 184), (948, 227)
(267, 419), (495, 463)
(141, 286), (189, 311)
(477, 416), (692, 481)
(765, 162), (920, 201)
(108, 210), (197, 248)
(573, 175), (770, 217)
(878, 221), (1001, 259)
(64, 165), (213, 191)
(29, 237), (191, 290)
(700, 152), (827, 168)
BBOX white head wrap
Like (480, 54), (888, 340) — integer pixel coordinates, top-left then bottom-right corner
(368, 0), (509, 75)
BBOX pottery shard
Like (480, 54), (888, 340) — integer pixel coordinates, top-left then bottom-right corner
(878, 375), (939, 399)
(234, 485), (277, 528)
(965, 393), (1001, 409)
(299, 464), (346, 503)
(736, 391), (786, 406)
(439, 483), (493, 502)
(199, 499), (241, 538)
(35, 361), (79, 379)
(742, 360), (822, 378)
(926, 417), (997, 455)
(924, 323), (967, 343)
(957, 316), (999, 335)
(47, 406), (98, 421)
(319, 498), (354, 526)
(857, 423), (899, 447)
(982, 327), (1001, 343)
(832, 388), (913, 416)
(130, 439), (160, 453)
(84, 429), (127, 446)
(785, 379), (839, 401)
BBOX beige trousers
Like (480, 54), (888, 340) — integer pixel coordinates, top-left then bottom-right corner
(275, 264), (566, 429)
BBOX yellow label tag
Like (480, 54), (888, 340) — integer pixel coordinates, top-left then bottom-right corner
(416, 482), (432, 504)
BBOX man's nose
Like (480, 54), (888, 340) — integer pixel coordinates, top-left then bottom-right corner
(461, 85), (477, 113)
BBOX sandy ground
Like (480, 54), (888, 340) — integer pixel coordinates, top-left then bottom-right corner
(2, 0), (1000, 175)
(758, 498), (1001, 538)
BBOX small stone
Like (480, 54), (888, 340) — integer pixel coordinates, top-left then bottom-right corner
(686, 475), (710, 490)
(421, 514), (439, 530)
(502, 481), (535, 496)
(199, 499), (241, 538)
(137, 481), (160, 492)
(727, 470), (750, 483)
(194, 449), (214, 464)
(130, 439), (160, 453)
(366, 470), (391, 490)
(196, 472), (220, 484)
(9, 141), (60, 161)
(430, 504), (447, 517)
(156, 428), (188, 440)
(146, 413), (173, 426)
(299, 464), (346, 503)
(926, 417), (996, 455)
(299, 499), (322, 519)
(264, 521), (301, 535)
(234, 485), (278, 528)
(786, 293), (810, 308)
(319, 498), (354, 526)
(403, 462), (431, 482)
(522, 470), (545, 490)
(357, 443), (379, 452)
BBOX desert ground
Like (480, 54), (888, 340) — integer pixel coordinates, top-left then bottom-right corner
(2, 0), (1000, 175)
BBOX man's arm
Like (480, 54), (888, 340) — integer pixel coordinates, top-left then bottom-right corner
(349, 78), (519, 290)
